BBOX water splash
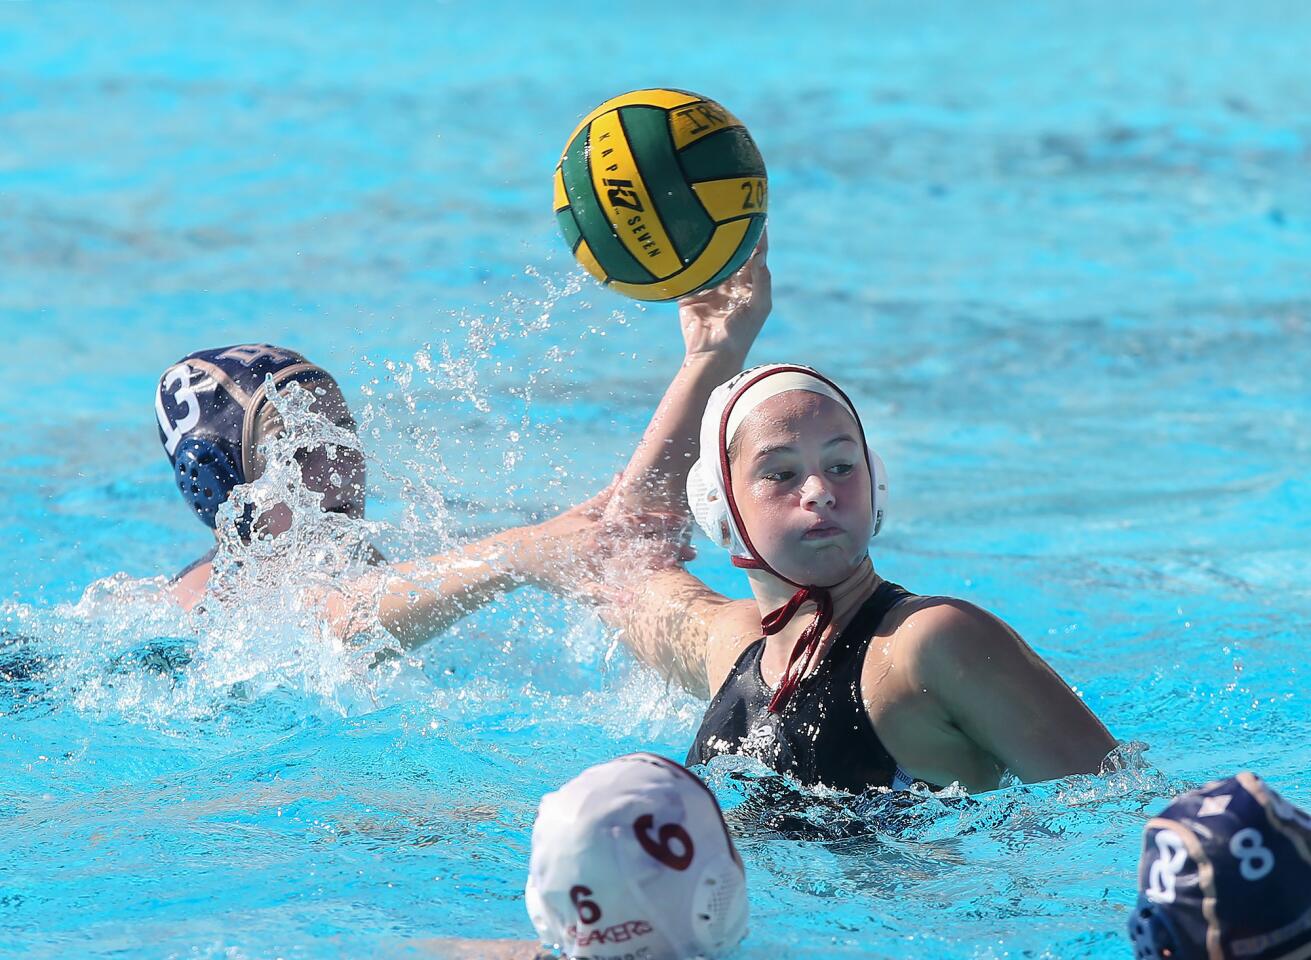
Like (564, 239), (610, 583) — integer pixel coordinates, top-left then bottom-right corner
(698, 738), (1178, 846)
(0, 264), (640, 732)
(354, 265), (637, 561)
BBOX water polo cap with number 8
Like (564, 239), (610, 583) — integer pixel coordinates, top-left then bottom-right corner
(154, 343), (363, 529)
(525, 753), (748, 960)
(1129, 771), (1311, 960)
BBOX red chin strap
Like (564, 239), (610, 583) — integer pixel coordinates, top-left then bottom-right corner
(732, 555), (835, 713)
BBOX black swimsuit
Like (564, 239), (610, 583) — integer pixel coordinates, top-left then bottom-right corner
(687, 580), (916, 793)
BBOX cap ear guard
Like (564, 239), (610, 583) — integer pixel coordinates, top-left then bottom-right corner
(687, 850), (749, 956)
(868, 449), (888, 538)
(1128, 899), (1186, 960)
(613, 754), (749, 959)
(172, 437), (242, 529)
(686, 456), (742, 554)
(613, 804), (749, 960)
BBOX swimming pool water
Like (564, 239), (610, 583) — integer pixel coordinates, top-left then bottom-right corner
(2, 2), (1309, 957)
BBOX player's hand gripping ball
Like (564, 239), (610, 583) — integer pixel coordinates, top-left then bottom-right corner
(554, 89), (767, 302)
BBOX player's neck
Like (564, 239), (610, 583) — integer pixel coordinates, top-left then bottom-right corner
(747, 555), (881, 639)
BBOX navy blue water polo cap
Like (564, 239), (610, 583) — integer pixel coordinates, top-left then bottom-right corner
(1129, 772), (1311, 960)
(154, 343), (363, 528)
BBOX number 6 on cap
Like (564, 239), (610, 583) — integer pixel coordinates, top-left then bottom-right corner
(633, 814), (695, 871)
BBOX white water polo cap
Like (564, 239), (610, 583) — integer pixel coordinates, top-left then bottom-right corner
(686, 363), (888, 562)
(525, 753), (748, 960)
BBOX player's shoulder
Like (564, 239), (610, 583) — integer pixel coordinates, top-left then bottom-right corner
(887, 594), (1019, 681)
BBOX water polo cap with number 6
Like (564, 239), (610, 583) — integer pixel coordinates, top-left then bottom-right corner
(525, 753), (748, 960)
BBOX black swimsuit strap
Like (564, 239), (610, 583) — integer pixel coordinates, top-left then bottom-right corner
(821, 580), (911, 666)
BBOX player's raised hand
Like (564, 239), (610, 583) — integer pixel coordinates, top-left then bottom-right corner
(677, 229), (770, 366)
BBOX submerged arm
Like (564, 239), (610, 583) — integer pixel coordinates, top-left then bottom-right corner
(399, 938), (543, 960)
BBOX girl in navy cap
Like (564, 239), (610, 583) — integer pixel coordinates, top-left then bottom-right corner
(154, 342), (630, 649)
(156, 343), (366, 598)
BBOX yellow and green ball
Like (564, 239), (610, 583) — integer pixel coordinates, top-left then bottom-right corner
(554, 88), (767, 302)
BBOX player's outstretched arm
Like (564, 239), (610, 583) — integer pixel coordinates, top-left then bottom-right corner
(323, 525), (546, 650)
(327, 483), (691, 651)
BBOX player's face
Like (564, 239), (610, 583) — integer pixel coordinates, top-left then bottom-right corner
(243, 383), (367, 540)
(247, 445), (366, 540)
(729, 392), (874, 587)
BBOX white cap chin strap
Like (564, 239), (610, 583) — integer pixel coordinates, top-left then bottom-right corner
(686, 363), (887, 562)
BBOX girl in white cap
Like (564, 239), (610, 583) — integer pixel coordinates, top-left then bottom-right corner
(545, 242), (1116, 794)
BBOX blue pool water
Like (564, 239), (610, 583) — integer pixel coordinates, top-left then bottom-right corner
(3, 2), (1310, 957)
